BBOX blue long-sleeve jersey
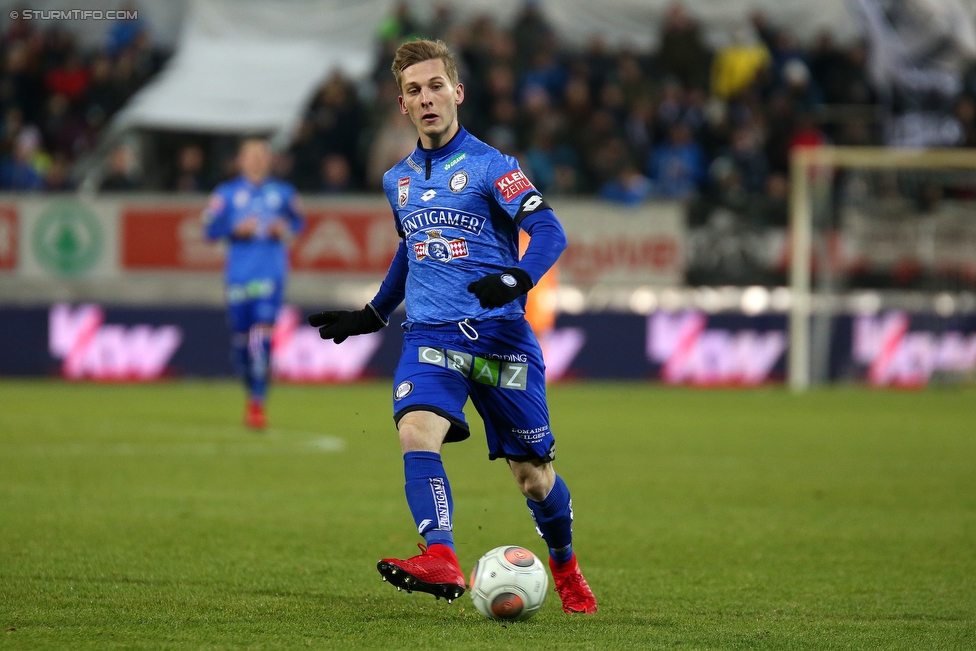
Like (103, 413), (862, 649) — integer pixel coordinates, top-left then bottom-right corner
(373, 127), (567, 325)
(203, 175), (304, 285)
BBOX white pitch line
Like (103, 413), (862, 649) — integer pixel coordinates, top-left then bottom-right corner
(0, 434), (346, 457)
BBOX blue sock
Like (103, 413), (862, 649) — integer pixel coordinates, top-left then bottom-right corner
(248, 327), (272, 402)
(231, 332), (250, 395)
(527, 475), (574, 563)
(403, 451), (454, 551)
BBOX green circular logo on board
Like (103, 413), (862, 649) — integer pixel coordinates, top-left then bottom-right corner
(32, 200), (103, 276)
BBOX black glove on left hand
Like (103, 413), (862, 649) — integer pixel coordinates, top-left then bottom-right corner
(467, 267), (534, 309)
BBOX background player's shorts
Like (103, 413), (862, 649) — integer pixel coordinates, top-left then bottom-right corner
(226, 278), (282, 332)
(391, 317), (556, 462)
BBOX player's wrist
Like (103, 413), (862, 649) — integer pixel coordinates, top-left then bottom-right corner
(366, 303), (390, 327)
(501, 267), (533, 293)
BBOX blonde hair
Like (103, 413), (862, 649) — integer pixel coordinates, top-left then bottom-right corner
(391, 39), (459, 92)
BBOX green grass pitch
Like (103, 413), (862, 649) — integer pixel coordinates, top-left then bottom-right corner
(1, 379), (974, 650)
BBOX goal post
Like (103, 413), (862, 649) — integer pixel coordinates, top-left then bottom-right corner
(788, 146), (976, 392)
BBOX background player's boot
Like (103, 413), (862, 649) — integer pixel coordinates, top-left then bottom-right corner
(377, 543), (465, 602)
(245, 398), (266, 430)
(549, 553), (597, 613)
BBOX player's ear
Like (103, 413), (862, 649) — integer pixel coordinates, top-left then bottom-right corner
(398, 95), (408, 116)
(455, 83), (464, 106)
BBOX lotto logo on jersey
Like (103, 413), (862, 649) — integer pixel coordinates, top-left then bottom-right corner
(398, 177), (410, 207)
(494, 169), (534, 201)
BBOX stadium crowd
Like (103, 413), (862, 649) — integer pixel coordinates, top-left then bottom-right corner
(3, 1), (976, 205)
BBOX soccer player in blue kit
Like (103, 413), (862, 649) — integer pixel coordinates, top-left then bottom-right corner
(307, 40), (597, 614)
(204, 138), (304, 429)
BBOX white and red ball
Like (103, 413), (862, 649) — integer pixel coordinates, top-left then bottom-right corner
(469, 546), (548, 621)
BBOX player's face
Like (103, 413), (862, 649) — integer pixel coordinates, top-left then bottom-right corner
(398, 58), (464, 149)
(238, 140), (271, 183)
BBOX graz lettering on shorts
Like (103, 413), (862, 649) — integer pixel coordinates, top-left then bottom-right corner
(418, 346), (528, 390)
(512, 425), (552, 442)
(400, 208), (485, 237)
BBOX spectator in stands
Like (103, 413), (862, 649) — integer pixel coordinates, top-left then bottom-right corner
(84, 54), (120, 119)
(646, 122), (705, 199)
(582, 36), (615, 99)
(518, 48), (569, 107)
(0, 41), (45, 124)
(710, 25), (771, 101)
(655, 78), (687, 137)
(174, 144), (206, 193)
(106, 2), (146, 56)
(376, 1), (421, 45)
(656, 3), (711, 91)
(110, 52), (144, 109)
(750, 12), (808, 95)
(45, 50), (90, 103)
(954, 95), (976, 147)
(623, 95), (655, 166)
(789, 111), (827, 151)
(0, 125), (46, 190)
(320, 153), (353, 193)
(781, 58), (822, 111)
(426, 3), (457, 43)
(287, 119), (322, 191)
(726, 124), (770, 196)
(365, 105), (418, 190)
(524, 118), (579, 194)
(307, 71), (364, 187)
(600, 164), (652, 205)
(51, 95), (93, 159)
(588, 135), (632, 192)
(512, 0), (555, 70)
(99, 143), (141, 191)
(763, 91), (796, 174)
(44, 152), (74, 192)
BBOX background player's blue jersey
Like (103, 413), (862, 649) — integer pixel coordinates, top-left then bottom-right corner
(203, 175), (304, 285)
(381, 127), (555, 325)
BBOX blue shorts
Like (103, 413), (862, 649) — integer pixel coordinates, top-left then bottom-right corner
(391, 317), (556, 462)
(226, 278), (282, 333)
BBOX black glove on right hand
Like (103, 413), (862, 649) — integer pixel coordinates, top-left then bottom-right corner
(307, 305), (386, 344)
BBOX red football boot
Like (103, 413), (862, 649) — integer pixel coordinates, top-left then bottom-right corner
(245, 398), (266, 430)
(377, 543), (466, 602)
(549, 553), (598, 613)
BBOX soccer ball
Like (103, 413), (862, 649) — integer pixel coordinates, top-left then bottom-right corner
(468, 546), (548, 621)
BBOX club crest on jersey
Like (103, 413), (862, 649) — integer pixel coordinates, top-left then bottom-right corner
(414, 229), (469, 262)
(398, 177), (410, 207)
(494, 169), (534, 201)
(394, 380), (414, 400)
(449, 170), (468, 193)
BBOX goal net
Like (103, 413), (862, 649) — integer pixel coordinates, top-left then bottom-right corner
(789, 146), (976, 390)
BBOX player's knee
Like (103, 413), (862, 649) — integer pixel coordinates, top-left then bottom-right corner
(511, 460), (555, 502)
(397, 410), (449, 453)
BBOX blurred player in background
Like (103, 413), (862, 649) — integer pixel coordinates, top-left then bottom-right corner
(307, 40), (596, 614)
(204, 138), (304, 429)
